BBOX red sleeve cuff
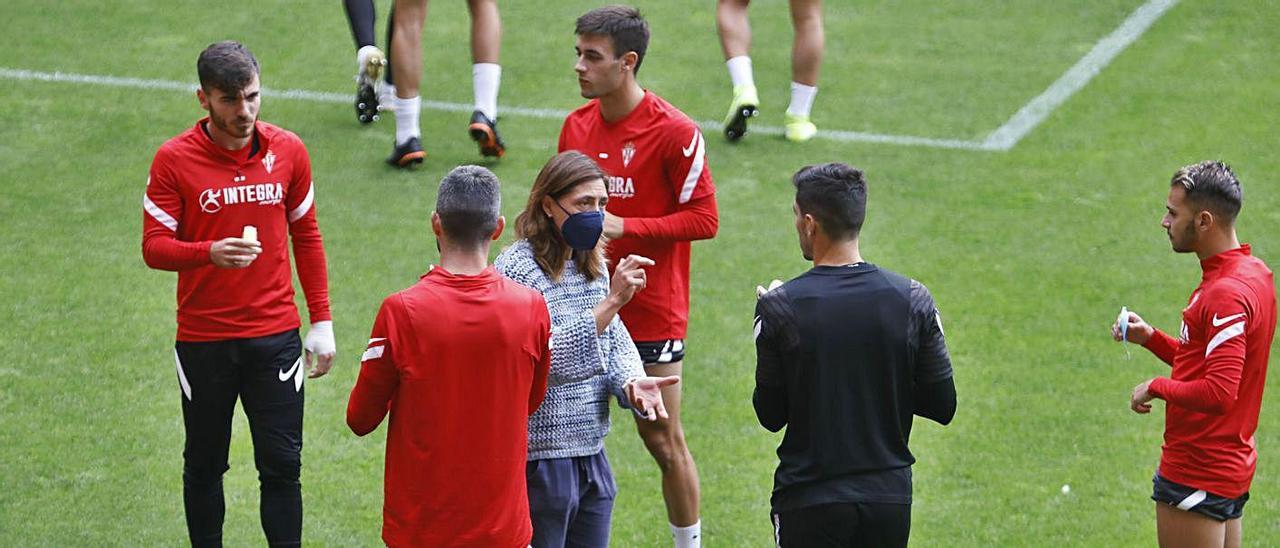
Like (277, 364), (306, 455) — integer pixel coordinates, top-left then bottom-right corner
(1147, 377), (1170, 399)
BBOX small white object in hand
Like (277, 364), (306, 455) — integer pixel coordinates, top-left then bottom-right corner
(242, 225), (258, 242)
(1061, 484), (1071, 495)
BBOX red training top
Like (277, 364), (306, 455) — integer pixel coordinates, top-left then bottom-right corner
(347, 266), (552, 547)
(142, 118), (330, 341)
(1143, 244), (1276, 498)
(559, 91), (718, 341)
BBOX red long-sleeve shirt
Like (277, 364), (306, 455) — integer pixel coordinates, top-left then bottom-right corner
(1142, 244), (1276, 498)
(347, 266), (551, 547)
(142, 119), (330, 341)
(559, 91), (719, 341)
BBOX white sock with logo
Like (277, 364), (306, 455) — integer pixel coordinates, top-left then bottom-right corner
(726, 56), (754, 89)
(671, 520), (701, 548)
(787, 82), (817, 118)
(472, 63), (501, 121)
(394, 95), (421, 145)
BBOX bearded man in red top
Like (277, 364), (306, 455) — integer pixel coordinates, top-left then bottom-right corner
(1114, 161), (1275, 548)
(557, 6), (718, 546)
(142, 41), (335, 547)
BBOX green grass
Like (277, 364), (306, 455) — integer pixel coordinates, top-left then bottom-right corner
(3, 0), (1280, 545)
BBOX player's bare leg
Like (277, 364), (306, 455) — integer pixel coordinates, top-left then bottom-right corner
(1225, 517), (1242, 548)
(634, 360), (701, 543)
(1156, 502), (1227, 547)
(784, 0), (823, 142)
(386, 0), (428, 166)
(716, 0), (758, 141)
(716, 0), (751, 61)
(467, 0), (505, 157)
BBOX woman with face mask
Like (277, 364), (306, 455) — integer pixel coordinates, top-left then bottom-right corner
(495, 151), (679, 547)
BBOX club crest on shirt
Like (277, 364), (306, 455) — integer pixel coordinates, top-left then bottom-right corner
(263, 150), (276, 174)
(622, 141), (635, 168)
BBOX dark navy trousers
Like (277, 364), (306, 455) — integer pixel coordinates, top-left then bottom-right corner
(526, 450), (617, 548)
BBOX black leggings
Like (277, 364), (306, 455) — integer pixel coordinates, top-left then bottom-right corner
(773, 502), (911, 548)
(174, 330), (304, 547)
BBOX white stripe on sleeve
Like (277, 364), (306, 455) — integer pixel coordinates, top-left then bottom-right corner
(1205, 321), (1245, 358)
(143, 194), (178, 232)
(288, 182), (315, 223)
(678, 131), (705, 204)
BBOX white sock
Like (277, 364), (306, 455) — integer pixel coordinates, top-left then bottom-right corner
(726, 56), (754, 89)
(787, 82), (817, 118)
(393, 95), (421, 145)
(356, 45), (381, 72)
(379, 83), (398, 109)
(671, 520), (701, 548)
(473, 63), (501, 121)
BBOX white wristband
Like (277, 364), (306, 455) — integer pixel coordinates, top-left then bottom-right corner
(304, 321), (335, 356)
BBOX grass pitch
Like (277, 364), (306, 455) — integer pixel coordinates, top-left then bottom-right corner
(2, 0), (1279, 545)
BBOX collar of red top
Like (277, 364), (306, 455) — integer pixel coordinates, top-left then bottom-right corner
(194, 116), (275, 166)
(422, 264), (501, 285)
(1200, 243), (1252, 274)
(598, 89), (653, 128)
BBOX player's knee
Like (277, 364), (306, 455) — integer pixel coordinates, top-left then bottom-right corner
(183, 457), (230, 486)
(255, 450), (301, 484)
(640, 428), (691, 471)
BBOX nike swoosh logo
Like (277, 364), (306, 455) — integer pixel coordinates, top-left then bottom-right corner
(1212, 312), (1246, 327)
(278, 357), (302, 382)
(681, 131), (699, 157)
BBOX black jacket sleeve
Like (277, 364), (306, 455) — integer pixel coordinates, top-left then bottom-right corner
(753, 289), (793, 432)
(910, 280), (956, 424)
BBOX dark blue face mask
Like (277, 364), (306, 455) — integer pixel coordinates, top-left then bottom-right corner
(554, 199), (604, 251)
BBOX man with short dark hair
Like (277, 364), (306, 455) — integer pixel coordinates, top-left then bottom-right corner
(348, 165), (552, 546)
(1113, 161), (1274, 547)
(754, 162), (956, 547)
(558, 6), (718, 546)
(142, 40), (335, 546)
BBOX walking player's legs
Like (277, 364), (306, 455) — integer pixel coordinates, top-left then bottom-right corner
(634, 360), (700, 528)
(783, 0), (823, 142)
(465, 0), (506, 157)
(240, 331), (305, 547)
(715, 0), (759, 141)
(386, 0), (429, 165)
(175, 342), (241, 548)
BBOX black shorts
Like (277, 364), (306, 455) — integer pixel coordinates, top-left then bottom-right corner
(634, 339), (684, 365)
(1151, 472), (1249, 522)
(772, 502), (910, 547)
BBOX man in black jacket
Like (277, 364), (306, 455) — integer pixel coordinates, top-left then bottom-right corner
(753, 162), (957, 547)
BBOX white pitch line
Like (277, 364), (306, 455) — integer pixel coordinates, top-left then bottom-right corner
(982, 0), (1179, 151)
(0, 66), (985, 150)
(1, 0), (1176, 156)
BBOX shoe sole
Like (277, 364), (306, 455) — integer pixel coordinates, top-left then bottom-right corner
(356, 56), (387, 124)
(356, 84), (379, 124)
(469, 123), (505, 158)
(724, 104), (758, 142)
(390, 150), (426, 167)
